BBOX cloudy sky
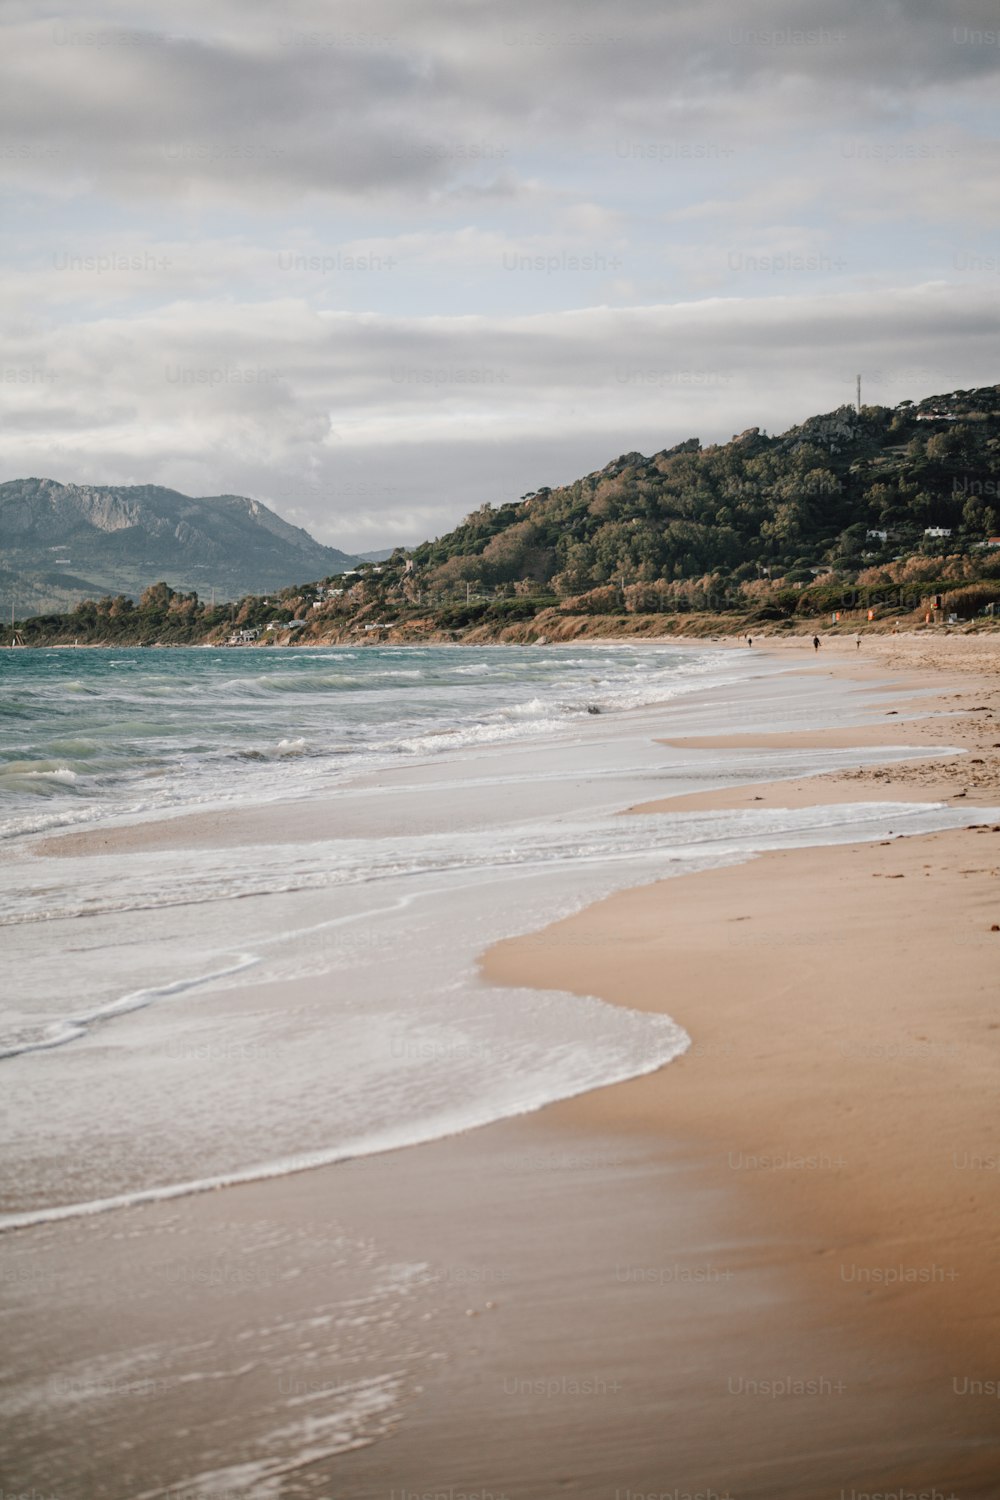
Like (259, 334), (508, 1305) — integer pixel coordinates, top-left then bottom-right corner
(2, 0), (999, 551)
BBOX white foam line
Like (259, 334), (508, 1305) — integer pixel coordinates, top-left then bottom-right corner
(0, 780), (965, 931)
(0, 1015), (689, 1234)
(3, 800), (968, 1056)
(0, 956), (260, 1061)
(250, 891), (421, 952)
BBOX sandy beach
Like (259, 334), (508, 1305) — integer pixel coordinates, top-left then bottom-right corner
(481, 634), (1000, 1495)
(3, 634), (999, 1499)
(9, 0), (1000, 1493)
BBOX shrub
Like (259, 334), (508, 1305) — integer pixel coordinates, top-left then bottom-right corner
(941, 583), (1000, 616)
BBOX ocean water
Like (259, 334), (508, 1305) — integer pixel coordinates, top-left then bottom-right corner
(3, 643), (736, 1209)
(0, 637), (975, 1220)
(0, 641), (985, 1491)
(0, 642), (734, 840)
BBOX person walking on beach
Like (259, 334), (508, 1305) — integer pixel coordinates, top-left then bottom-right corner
(856, 633), (862, 650)
(746, 635), (752, 648)
(813, 635), (820, 651)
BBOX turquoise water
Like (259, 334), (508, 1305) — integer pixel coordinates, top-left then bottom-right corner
(0, 643), (728, 838)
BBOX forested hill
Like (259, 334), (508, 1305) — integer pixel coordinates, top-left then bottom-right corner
(12, 385), (1000, 645)
(410, 385), (1000, 595)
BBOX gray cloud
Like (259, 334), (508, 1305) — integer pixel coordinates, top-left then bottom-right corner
(0, 0), (998, 551)
(1, 285), (995, 548)
(4, 2), (999, 200)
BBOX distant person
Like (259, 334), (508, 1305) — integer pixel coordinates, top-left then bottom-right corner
(813, 635), (820, 652)
(856, 633), (862, 650)
(746, 635), (752, 648)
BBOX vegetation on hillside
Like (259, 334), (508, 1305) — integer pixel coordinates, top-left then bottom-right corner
(409, 388), (1000, 597)
(12, 385), (1000, 645)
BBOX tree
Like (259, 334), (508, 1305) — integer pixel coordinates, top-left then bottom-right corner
(429, 555), (483, 592)
(139, 582), (176, 613)
(480, 521), (540, 582)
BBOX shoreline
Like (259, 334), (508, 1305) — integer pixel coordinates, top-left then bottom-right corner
(26, 630), (982, 865)
(3, 636), (999, 1496)
(477, 637), (1000, 1490)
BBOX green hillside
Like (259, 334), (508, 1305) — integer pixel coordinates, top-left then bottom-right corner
(12, 385), (1000, 645)
(409, 387), (1000, 599)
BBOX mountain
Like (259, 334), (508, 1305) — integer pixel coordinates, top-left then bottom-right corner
(13, 385), (1000, 643)
(0, 478), (364, 616)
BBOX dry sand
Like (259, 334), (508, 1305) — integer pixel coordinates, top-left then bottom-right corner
(479, 633), (1000, 1493)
